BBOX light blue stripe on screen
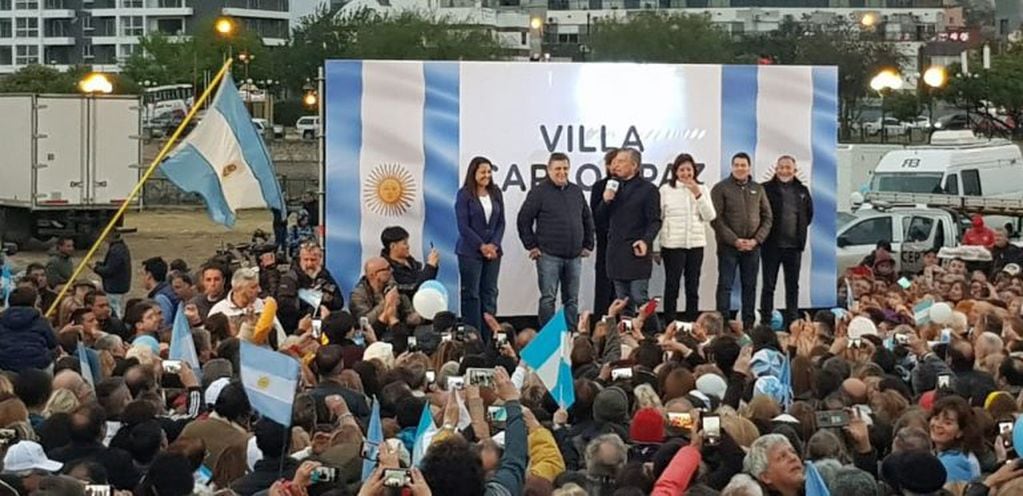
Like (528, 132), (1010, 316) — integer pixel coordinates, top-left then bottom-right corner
(325, 60), (364, 294)
(422, 62), (461, 312)
(810, 67), (839, 308)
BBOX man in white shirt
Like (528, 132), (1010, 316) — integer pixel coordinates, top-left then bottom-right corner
(208, 267), (286, 347)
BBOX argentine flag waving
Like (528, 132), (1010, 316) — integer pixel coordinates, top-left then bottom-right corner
(521, 308), (575, 409)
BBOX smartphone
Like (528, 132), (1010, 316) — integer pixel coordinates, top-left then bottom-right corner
(359, 316), (371, 331)
(84, 485), (111, 496)
(311, 318), (323, 339)
(897, 277), (912, 289)
(311, 466), (338, 483)
(425, 370), (436, 384)
(702, 413), (721, 445)
(407, 336), (418, 352)
(495, 332), (508, 348)
(675, 321), (694, 334)
(622, 320), (633, 332)
(895, 334), (909, 345)
(941, 328), (952, 343)
(488, 405), (508, 427)
(466, 368), (496, 388)
(937, 373), (952, 390)
(383, 468), (411, 488)
(441, 332), (453, 342)
(999, 421), (1014, 450)
(642, 298), (660, 317)
(447, 376), (465, 390)
(666, 412), (694, 430)
(162, 360), (182, 374)
(456, 324), (466, 340)
(815, 410), (851, 428)
(611, 367), (633, 381)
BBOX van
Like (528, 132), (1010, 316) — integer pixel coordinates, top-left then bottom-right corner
(296, 116), (320, 140)
(869, 131), (1023, 199)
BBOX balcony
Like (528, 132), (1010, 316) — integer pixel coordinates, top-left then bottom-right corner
(222, 0), (290, 20)
(91, 0), (191, 16)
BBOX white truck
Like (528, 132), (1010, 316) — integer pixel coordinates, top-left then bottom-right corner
(0, 94), (141, 250)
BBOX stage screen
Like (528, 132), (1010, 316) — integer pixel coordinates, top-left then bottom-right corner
(325, 60), (838, 317)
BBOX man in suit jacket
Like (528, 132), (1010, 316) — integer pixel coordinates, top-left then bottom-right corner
(593, 148), (661, 315)
(590, 148), (619, 318)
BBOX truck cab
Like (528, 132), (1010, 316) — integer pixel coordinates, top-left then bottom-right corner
(837, 207), (959, 274)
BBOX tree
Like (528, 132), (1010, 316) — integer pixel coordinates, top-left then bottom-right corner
(940, 46), (1023, 136)
(587, 12), (736, 63)
(0, 64), (131, 94)
(886, 91), (923, 122)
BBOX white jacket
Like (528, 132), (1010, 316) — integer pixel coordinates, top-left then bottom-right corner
(654, 183), (717, 250)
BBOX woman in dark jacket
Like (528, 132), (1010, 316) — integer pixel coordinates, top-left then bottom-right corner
(380, 225), (439, 298)
(455, 156), (505, 339)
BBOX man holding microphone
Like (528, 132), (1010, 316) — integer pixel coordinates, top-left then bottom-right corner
(593, 148), (661, 315)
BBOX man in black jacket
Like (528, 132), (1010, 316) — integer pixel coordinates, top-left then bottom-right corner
(277, 242), (344, 332)
(91, 233), (131, 318)
(230, 419), (299, 496)
(590, 148), (619, 319)
(594, 148), (661, 315)
(760, 155), (813, 329)
(517, 152), (595, 329)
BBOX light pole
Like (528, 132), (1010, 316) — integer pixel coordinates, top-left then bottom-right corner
(214, 16), (236, 61)
(922, 65), (947, 130)
(870, 69), (902, 143)
(238, 51), (254, 80)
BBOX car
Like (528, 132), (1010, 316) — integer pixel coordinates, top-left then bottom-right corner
(837, 206), (959, 274)
(296, 116), (320, 140)
(251, 118), (284, 139)
(906, 116), (931, 130)
(862, 116), (907, 136)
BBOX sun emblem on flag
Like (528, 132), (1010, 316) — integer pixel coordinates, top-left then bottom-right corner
(363, 163), (416, 217)
(222, 163), (239, 179)
(256, 376), (271, 390)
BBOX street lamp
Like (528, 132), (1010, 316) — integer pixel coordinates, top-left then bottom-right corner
(238, 51), (254, 79)
(303, 91), (318, 108)
(870, 69), (902, 143)
(79, 72), (113, 94)
(214, 16), (236, 59)
(922, 65), (947, 128)
(530, 17), (543, 30)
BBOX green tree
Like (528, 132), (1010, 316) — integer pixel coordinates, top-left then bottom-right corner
(587, 12), (736, 63)
(886, 91), (923, 122)
(940, 45), (1023, 136)
(0, 64), (132, 94)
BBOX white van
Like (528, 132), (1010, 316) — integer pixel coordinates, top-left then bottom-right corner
(868, 131), (1023, 199)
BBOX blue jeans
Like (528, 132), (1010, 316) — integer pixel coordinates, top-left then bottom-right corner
(536, 253), (582, 329)
(458, 255), (500, 341)
(716, 245), (760, 328)
(612, 279), (649, 315)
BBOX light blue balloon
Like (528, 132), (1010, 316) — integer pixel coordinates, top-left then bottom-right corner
(419, 280), (449, 300)
(1013, 415), (1023, 455)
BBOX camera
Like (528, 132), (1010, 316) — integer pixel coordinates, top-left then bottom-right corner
(162, 360), (182, 375)
(311, 318), (323, 339)
(446, 376), (465, 390)
(466, 368), (495, 388)
(488, 406), (508, 428)
(611, 367), (633, 381)
(407, 336), (418, 352)
(815, 410), (851, 428)
(495, 332), (508, 348)
(383, 469), (411, 488)
(667, 412), (694, 430)
(702, 414), (721, 445)
(312, 466), (338, 483)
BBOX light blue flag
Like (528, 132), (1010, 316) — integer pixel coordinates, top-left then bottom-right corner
(411, 402), (438, 467)
(362, 397), (382, 481)
(805, 461), (831, 496)
(77, 342), (94, 387)
(297, 288), (323, 310)
(780, 352), (793, 408)
(1, 263), (11, 307)
(161, 72), (285, 227)
(239, 340), (300, 427)
(845, 278), (855, 310)
(169, 304), (200, 371)
(520, 308), (575, 409)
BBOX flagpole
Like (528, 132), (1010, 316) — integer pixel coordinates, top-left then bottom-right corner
(45, 59), (235, 319)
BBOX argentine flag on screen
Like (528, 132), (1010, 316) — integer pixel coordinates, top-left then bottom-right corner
(161, 72), (284, 227)
(520, 309), (575, 409)
(239, 340), (299, 426)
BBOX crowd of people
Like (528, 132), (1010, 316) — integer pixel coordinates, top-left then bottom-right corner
(0, 146), (1023, 496)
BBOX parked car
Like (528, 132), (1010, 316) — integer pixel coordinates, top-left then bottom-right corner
(296, 116), (320, 140)
(862, 116), (908, 136)
(251, 118), (284, 139)
(906, 116), (931, 130)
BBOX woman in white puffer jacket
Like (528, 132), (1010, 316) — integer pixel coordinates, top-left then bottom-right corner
(654, 153), (717, 323)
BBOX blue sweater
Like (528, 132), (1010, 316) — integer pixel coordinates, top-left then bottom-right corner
(0, 307), (57, 372)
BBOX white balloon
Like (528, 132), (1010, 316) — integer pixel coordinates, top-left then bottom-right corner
(930, 302), (953, 325)
(413, 287), (448, 320)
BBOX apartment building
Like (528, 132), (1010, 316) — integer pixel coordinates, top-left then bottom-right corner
(0, 0), (289, 73)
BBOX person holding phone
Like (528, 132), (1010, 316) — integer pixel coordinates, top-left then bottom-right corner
(380, 226), (440, 299)
(455, 156), (505, 337)
(277, 242), (345, 332)
(593, 148), (661, 315)
(653, 153), (716, 324)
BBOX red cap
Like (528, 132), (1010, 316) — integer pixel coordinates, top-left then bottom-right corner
(629, 407), (666, 444)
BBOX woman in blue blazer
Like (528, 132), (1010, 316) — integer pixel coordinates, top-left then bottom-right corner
(455, 156), (504, 339)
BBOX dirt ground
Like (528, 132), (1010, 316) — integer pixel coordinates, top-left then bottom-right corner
(8, 208), (274, 298)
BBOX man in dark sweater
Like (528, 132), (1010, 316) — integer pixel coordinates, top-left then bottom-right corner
(711, 152), (773, 330)
(760, 156), (813, 329)
(517, 152), (595, 329)
(91, 233), (131, 318)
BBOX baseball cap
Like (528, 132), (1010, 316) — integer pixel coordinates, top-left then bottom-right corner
(1003, 263), (1021, 277)
(2, 441), (63, 473)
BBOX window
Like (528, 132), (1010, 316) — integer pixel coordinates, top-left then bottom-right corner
(44, 0), (65, 8)
(0, 46), (10, 65)
(15, 0), (37, 7)
(118, 43), (136, 58)
(903, 216), (934, 243)
(0, 0), (10, 10)
(15, 18), (37, 37)
(15, 44), (38, 65)
(962, 169), (981, 196)
(943, 173), (959, 195)
(120, 15), (142, 36)
(120, 0), (141, 6)
(82, 43), (93, 58)
(0, 19), (11, 38)
(81, 13), (92, 31)
(841, 217), (893, 246)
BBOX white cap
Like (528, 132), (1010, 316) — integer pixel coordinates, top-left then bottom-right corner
(205, 377), (231, 406)
(2, 441), (63, 473)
